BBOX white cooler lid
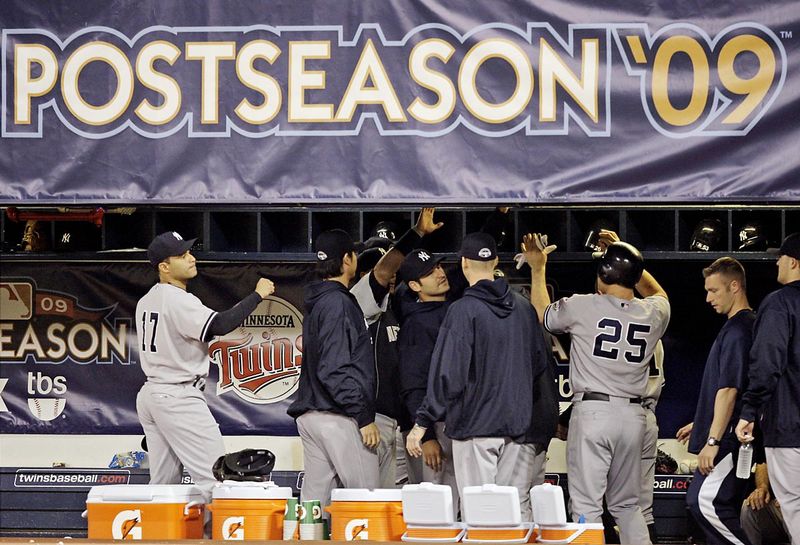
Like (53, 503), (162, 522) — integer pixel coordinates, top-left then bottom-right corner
(402, 482), (455, 525)
(212, 480), (293, 500)
(330, 488), (402, 502)
(462, 484), (521, 527)
(87, 484), (203, 504)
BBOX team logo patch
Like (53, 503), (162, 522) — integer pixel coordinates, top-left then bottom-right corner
(316, 251), (328, 261)
(417, 251), (431, 261)
(478, 247), (492, 258)
(211, 296), (303, 404)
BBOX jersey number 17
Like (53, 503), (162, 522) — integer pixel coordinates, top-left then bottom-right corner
(141, 311), (160, 352)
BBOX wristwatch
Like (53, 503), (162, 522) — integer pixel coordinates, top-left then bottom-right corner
(706, 436), (720, 446)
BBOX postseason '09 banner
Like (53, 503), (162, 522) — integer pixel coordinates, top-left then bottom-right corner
(0, 0), (798, 203)
(0, 263), (314, 435)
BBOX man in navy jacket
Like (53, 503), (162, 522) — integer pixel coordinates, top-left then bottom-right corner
(737, 233), (800, 544)
(288, 229), (379, 506)
(406, 232), (549, 509)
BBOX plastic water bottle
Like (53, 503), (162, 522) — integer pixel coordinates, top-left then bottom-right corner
(736, 443), (753, 479)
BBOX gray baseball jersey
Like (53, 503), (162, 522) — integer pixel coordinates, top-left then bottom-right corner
(544, 294), (670, 397)
(135, 283), (223, 503)
(136, 284), (217, 382)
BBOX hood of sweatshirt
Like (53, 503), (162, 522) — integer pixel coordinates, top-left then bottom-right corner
(304, 280), (349, 313)
(463, 278), (515, 317)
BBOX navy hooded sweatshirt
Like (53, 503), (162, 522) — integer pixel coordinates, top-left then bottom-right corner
(741, 280), (800, 447)
(287, 280), (376, 427)
(415, 278), (547, 440)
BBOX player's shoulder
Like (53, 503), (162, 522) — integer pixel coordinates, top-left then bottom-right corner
(637, 294), (670, 313)
(549, 292), (594, 309)
(724, 309), (756, 335)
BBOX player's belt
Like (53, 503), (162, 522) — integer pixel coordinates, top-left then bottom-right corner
(578, 392), (641, 404)
(177, 376), (206, 391)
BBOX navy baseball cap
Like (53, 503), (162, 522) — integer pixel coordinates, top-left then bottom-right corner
(314, 229), (356, 262)
(147, 231), (196, 267)
(357, 246), (388, 276)
(459, 232), (497, 261)
(768, 232), (800, 259)
(398, 249), (445, 283)
(356, 235), (393, 253)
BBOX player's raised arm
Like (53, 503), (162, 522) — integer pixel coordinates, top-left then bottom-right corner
(518, 233), (557, 322)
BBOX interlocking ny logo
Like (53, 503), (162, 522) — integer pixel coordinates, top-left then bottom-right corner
(417, 251), (431, 261)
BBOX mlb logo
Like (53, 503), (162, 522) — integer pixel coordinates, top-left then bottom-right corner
(0, 282), (33, 320)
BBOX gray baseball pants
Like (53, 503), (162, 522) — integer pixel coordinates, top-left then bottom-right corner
(452, 436), (534, 520)
(375, 413), (398, 488)
(517, 443), (548, 522)
(296, 411), (379, 506)
(765, 448), (800, 545)
(405, 422), (459, 518)
(136, 381), (225, 504)
(567, 397), (650, 545)
(640, 408), (658, 525)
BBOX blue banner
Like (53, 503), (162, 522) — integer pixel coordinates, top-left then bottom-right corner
(0, 263), (311, 435)
(1, 0), (798, 203)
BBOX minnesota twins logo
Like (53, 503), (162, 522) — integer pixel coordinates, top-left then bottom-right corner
(210, 297), (303, 404)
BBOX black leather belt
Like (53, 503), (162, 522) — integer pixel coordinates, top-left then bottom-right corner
(581, 392), (641, 404)
(185, 376), (206, 391)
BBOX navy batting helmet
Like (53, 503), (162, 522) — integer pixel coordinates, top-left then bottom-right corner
(737, 221), (769, 251)
(596, 242), (644, 289)
(689, 219), (723, 251)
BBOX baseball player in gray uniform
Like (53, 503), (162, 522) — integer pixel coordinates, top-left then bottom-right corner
(642, 340), (665, 543)
(136, 231), (275, 503)
(521, 231), (670, 545)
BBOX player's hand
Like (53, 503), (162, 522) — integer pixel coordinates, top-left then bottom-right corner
(697, 444), (718, 475)
(422, 439), (443, 472)
(746, 487), (771, 511)
(676, 422), (693, 444)
(556, 423), (569, 441)
(736, 419), (755, 443)
(516, 233), (557, 270)
(255, 277), (275, 299)
(360, 423), (381, 449)
(414, 207), (444, 237)
(597, 229), (621, 251)
(406, 424), (427, 457)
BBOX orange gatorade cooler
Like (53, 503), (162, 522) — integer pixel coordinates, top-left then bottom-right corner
(326, 488), (405, 541)
(401, 482), (465, 542)
(85, 484), (204, 539)
(537, 523), (605, 544)
(462, 484), (534, 544)
(210, 480), (293, 540)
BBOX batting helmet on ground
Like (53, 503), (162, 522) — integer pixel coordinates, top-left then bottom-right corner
(212, 448), (276, 482)
(596, 242), (644, 289)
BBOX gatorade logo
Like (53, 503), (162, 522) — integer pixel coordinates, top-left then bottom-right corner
(345, 519), (369, 540)
(222, 516), (245, 540)
(112, 509), (142, 540)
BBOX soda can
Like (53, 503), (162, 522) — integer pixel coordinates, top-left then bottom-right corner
(283, 497), (300, 540)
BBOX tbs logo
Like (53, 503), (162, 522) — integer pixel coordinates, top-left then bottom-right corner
(27, 371), (67, 421)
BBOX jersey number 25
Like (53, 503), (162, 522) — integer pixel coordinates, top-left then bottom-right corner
(592, 318), (651, 364)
